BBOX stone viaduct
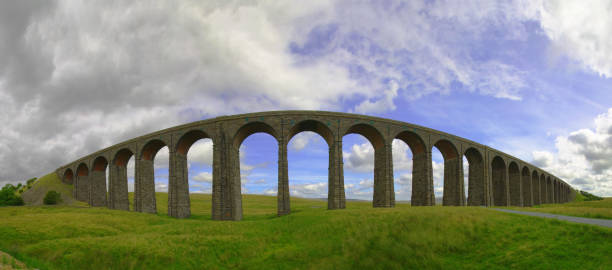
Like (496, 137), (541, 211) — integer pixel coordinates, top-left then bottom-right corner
(56, 111), (574, 220)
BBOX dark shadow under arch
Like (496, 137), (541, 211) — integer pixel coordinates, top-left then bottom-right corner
(491, 156), (507, 206)
(464, 147), (485, 206)
(63, 169), (74, 185)
(532, 170), (540, 205)
(508, 162), (520, 206)
(521, 166), (531, 206)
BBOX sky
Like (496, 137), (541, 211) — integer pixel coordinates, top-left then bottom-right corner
(1, 0), (611, 200)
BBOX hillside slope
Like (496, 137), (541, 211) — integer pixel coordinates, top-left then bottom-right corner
(21, 173), (76, 206)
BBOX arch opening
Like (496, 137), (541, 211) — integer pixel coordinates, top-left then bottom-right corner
(464, 147), (485, 206)
(491, 156), (507, 206)
(393, 131), (428, 206)
(344, 124), (385, 207)
(234, 122), (277, 149)
(63, 169), (74, 185)
(508, 162), (521, 206)
(237, 132), (278, 217)
(175, 130), (213, 217)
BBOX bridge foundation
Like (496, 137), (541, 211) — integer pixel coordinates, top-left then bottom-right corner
(442, 156), (464, 206)
(277, 139), (290, 216)
(411, 150), (435, 206)
(328, 138), (346, 210)
(90, 170), (107, 207)
(373, 143), (394, 207)
(135, 158), (157, 213)
(169, 151), (191, 218)
(108, 163), (129, 210)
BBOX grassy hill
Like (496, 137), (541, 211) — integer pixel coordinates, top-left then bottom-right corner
(20, 173), (78, 206)
(0, 191), (610, 269)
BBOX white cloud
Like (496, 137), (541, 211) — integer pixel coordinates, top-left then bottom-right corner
(290, 182), (327, 198)
(289, 132), (314, 151)
(343, 142), (374, 173)
(187, 140), (213, 166)
(525, 0), (612, 77)
(192, 172), (212, 183)
(532, 108), (612, 196)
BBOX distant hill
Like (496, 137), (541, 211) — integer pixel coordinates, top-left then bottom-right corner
(21, 173), (76, 206)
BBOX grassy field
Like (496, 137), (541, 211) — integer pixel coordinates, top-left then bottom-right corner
(507, 197), (612, 220)
(1, 191), (611, 269)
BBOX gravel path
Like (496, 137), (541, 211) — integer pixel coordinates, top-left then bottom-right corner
(492, 208), (612, 228)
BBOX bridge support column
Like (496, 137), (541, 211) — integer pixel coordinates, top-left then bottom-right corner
(76, 175), (89, 202)
(522, 173), (532, 207)
(442, 156), (464, 206)
(169, 150), (191, 218)
(373, 142), (394, 207)
(328, 138), (346, 210)
(108, 163), (129, 210)
(212, 128), (242, 221)
(89, 169), (107, 207)
(411, 150), (435, 206)
(277, 139), (290, 216)
(135, 158), (157, 214)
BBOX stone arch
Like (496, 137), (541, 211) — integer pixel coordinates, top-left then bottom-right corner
(75, 163), (89, 202)
(233, 121), (278, 148)
(288, 120), (334, 146)
(175, 129), (212, 155)
(141, 139), (167, 161)
(521, 166), (532, 206)
(63, 169), (74, 185)
(508, 161), (521, 206)
(109, 148), (134, 211)
(532, 170), (540, 205)
(344, 123), (387, 207)
(230, 121), (279, 220)
(282, 120), (335, 215)
(344, 123), (384, 149)
(394, 131), (430, 206)
(433, 139), (463, 206)
(464, 147), (485, 206)
(171, 129), (213, 218)
(491, 156), (508, 206)
(89, 156), (109, 207)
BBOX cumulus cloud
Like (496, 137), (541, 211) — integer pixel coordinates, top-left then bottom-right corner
(192, 172), (212, 183)
(290, 182), (327, 198)
(525, 0), (612, 77)
(532, 108), (612, 196)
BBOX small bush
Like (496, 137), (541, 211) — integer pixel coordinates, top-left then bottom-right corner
(0, 184), (24, 206)
(44, 190), (62, 205)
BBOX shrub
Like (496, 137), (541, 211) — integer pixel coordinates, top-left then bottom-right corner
(44, 190), (62, 205)
(579, 190), (603, 201)
(0, 184), (24, 206)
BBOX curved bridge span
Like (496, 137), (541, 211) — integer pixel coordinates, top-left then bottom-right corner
(56, 111), (573, 220)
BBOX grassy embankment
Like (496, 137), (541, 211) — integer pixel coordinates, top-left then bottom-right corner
(0, 173), (610, 269)
(507, 191), (612, 220)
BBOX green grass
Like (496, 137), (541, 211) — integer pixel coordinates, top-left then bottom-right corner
(0, 193), (611, 270)
(508, 197), (612, 220)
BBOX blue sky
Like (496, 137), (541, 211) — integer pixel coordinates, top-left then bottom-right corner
(0, 1), (611, 198)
